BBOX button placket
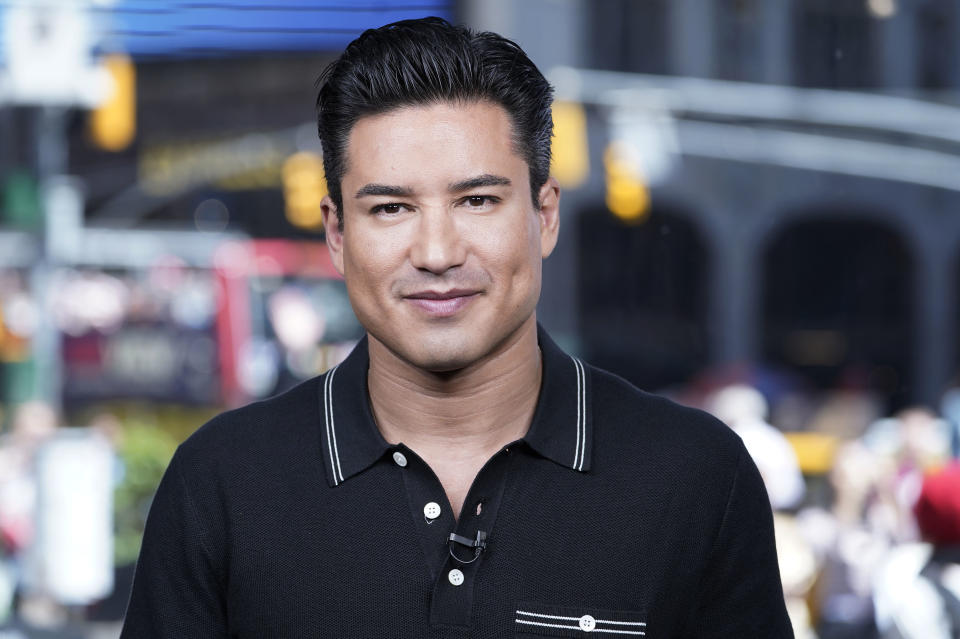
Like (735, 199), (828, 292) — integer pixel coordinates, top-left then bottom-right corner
(428, 445), (518, 627)
(397, 449), (455, 579)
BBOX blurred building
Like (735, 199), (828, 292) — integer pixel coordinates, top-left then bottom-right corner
(466, 0), (960, 411)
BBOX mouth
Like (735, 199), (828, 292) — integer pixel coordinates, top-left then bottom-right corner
(403, 289), (481, 318)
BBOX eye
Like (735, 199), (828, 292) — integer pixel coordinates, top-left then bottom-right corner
(371, 203), (408, 216)
(461, 195), (499, 209)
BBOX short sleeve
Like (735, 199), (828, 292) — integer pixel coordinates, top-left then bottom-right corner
(685, 443), (795, 638)
(120, 448), (228, 638)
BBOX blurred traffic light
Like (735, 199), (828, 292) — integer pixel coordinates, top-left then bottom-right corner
(282, 151), (327, 230)
(551, 101), (589, 188)
(603, 141), (650, 223)
(89, 54), (136, 151)
(2, 170), (40, 228)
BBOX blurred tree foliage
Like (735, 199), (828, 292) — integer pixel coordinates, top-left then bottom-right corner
(113, 421), (177, 565)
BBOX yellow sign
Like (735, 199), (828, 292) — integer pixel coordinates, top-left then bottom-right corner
(784, 432), (838, 475)
(139, 134), (289, 195)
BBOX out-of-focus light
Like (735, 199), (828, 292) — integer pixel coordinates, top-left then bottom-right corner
(89, 54), (136, 151)
(53, 272), (127, 335)
(551, 101), (589, 188)
(268, 287), (324, 352)
(867, 0), (897, 19)
(282, 152), (327, 230)
(4, 293), (38, 338)
(194, 198), (230, 232)
(603, 141), (650, 224)
(171, 275), (217, 329)
(238, 339), (279, 398)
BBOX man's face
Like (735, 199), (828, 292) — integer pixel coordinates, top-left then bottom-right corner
(323, 100), (560, 372)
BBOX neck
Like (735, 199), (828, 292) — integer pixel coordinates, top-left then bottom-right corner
(367, 317), (542, 458)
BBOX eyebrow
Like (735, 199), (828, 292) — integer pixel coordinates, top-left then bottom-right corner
(354, 184), (415, 199)
(449, 174), (512, 192)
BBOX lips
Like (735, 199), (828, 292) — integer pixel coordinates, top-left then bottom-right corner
(403, 289), (480, 317)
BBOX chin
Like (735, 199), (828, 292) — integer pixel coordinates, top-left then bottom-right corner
(367, 309), (534, 373)
(402, 341), (479, 373)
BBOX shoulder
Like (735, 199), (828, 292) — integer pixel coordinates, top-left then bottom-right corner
(148, 376), (330, 551)
(587, 363), (741, 450)
(585, 363), (746, 475)
(174, 375), (323, 472)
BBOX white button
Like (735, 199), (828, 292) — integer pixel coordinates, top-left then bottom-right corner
(448, 569), (464, 586)
(392, 451), (408, 467)
(579, 615), (596, 632)
(423, 502), (441, 520)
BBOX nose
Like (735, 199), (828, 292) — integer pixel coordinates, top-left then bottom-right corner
(409, 208), (466, 274)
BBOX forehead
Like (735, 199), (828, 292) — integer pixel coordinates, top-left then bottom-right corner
(342, 101), (528, 189)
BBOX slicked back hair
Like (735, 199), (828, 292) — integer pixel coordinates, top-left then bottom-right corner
(315, 17), (554, 228)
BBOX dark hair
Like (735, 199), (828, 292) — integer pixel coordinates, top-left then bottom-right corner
(316, 16), (554, 227)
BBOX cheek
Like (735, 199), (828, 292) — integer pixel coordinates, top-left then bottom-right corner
(481, 214), (542, 281)
(342, 226), (405, 288)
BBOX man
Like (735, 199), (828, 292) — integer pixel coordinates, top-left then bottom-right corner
(121, 17), (793, 638)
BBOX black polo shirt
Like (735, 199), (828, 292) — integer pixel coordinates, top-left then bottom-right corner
(121, 328), (794, 638)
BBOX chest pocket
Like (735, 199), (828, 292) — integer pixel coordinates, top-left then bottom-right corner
(514, 602), (648, 637)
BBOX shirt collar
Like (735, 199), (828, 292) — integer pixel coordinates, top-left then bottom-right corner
(318, 324), (593, 487)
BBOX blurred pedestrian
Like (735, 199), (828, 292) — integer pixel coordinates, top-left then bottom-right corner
(874, 462), (960, 638)
(0, 402), (56, 627)
(708, 384), (806, 510)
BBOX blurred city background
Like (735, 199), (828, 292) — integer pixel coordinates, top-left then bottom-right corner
(1, 0), (959, 637)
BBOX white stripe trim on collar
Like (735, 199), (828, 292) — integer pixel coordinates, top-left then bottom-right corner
(571, 356), (587, 471)
(324, 364), (344, 485)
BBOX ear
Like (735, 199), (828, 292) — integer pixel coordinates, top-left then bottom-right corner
(537, 177), (561, 258)
(321, 195), (345, 276)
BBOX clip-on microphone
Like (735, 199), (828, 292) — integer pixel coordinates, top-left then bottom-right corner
(447, 530), (488, 564)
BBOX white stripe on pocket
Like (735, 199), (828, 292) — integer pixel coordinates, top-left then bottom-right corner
(516, 608), (647, 635)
